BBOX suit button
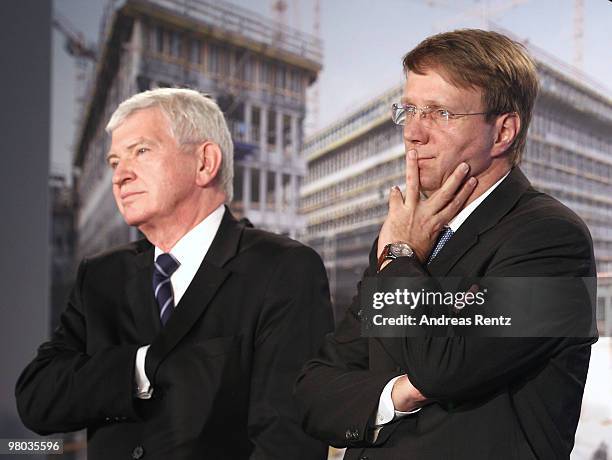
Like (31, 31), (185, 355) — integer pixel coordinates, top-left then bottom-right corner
(345, 428), (360, 440)
(360, 457), (369, 460)
(132, 445), (144, 459)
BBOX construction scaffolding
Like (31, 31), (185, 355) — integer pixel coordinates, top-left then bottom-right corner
(73, 0), (322, 258)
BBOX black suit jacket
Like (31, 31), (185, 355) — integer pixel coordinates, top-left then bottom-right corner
(295, 167), (597, 459)
(16, 209), (334, 460)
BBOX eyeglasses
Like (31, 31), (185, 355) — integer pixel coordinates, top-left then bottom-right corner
(391, 103), (489, 127)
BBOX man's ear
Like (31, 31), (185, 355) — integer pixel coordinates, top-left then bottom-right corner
(195, 141), (223, 188)
(491, 112), (520, 158)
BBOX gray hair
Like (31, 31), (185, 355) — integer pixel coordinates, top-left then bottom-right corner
(106, 87), (234, 202)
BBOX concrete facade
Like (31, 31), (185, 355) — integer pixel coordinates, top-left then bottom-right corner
(74, 0), (322, 259)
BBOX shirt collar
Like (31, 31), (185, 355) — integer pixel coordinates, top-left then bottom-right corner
(153, 204), (225, 305)
(448, 170), (511, 233)
(154, 204), (225, 263)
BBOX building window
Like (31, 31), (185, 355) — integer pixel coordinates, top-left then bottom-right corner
(208, 43), (219, 74)
(244, 55), (253, 83)
(233, 165), (244, 202)
(260, 61), (269, 87)
(267, 171), (276, 208)
(190, 39), (201, 64)
(219, 46), (230, 77)
(282, 173), (291, 209)
(277, 65), (286, 89)
(251, 106), (260, 143)
(169, 31), (181, 58)
(597, 297), (606, 322)
(251, 168), (260, 207)
(268, 110), (276, 148)
(283, 114), (291, 150)
(267, 62), (276, 87)
(155, 26), (164, 54)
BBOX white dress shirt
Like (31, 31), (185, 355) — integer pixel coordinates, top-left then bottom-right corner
(134, 204), (225, 399)
(373, 170), (511, 431)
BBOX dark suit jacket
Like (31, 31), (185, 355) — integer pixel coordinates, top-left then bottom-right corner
(16, 209), (334, 460)
(295, 167), (597, 460)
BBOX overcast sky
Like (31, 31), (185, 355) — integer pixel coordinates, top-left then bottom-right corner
(51, 0), (612, 179)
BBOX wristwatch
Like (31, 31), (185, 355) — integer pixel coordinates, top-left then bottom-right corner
(377, 242), (415, 272)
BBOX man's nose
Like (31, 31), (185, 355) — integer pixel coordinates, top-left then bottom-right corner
(403, 116), (429, 146)
(112, 159), (135, 186)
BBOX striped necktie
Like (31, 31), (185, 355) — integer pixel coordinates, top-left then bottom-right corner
(427, 227), (454, 265)
(153, 253), (180, 326)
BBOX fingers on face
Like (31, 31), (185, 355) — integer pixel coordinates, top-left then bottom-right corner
(435, 174), (478, 224)
(429, 162), (471, 212)
(388, 185), (404, 211)
(404, 149), (420, 205)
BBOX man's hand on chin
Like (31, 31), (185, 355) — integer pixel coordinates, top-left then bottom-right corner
(377, 149), (477, 264)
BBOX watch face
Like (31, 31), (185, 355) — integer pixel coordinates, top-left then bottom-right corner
(390, 243), (413, 258)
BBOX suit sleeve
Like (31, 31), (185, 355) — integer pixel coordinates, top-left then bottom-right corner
(295, 216), (596, 446)
(379, 216), (596, 402)
(15, 259), (141, 434)
(294, 247), (400, 448)
(248, 245), (334, 460)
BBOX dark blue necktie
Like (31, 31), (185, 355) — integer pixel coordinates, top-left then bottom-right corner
(427, 227), (454, 265)
(153, 253), (180, 325)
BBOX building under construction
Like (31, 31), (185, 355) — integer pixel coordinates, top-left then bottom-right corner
(73, 0), (321, 259)
(300, 44), (612, 336)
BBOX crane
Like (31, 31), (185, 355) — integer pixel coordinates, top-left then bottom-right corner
(52, 11), (97, 105)
(52, 13), (97, 62)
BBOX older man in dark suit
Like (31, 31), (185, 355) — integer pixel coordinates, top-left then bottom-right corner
(295, 29), (596, 459)
(16, 88), (333, 460)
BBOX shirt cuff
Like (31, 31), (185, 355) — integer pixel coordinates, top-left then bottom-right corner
(134, 345), (153, 399)
(374, 375), (422, 426)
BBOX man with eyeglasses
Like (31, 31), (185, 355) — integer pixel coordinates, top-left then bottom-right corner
(295, 29), (596, 459)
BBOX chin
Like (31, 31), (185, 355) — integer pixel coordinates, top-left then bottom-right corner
(120, 212), (146, 228)
(418, 178), (439, 195)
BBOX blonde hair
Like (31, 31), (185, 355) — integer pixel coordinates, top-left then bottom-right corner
(403, 29), (539, 165)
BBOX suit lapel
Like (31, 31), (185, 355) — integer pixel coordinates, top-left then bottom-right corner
(145, 207), (244, 382)
(427, 167), (531, 276)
